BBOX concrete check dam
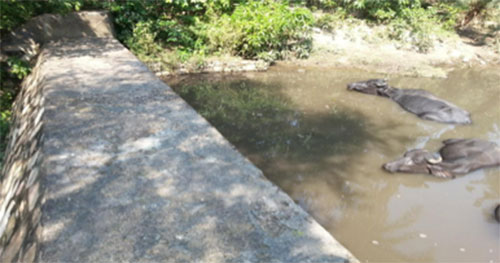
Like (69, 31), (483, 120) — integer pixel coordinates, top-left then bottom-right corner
(0, 11), (357, 262)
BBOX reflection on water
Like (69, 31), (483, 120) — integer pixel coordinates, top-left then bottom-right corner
(166, 65), (500, 263)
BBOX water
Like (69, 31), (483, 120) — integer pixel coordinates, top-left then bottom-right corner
(165, 64), (500, 263)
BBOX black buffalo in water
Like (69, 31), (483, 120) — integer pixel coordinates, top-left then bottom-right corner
(383, 139), (500, 178)
(347, 79), (472, 124)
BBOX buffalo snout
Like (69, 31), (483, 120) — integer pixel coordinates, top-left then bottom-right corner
(382, 161), (399, 173)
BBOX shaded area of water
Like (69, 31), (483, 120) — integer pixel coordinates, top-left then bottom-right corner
(166, 65), (500, 263)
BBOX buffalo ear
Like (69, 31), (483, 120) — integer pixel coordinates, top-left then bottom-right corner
(428, 165), (454, 179)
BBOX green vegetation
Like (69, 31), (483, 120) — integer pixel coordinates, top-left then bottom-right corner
(196, 1), (314, 60)
(108, 0), (314, 68)
(0, 58), (31, 168)
(1, 0), (497, 59)
(97, 0), (498, 61)
(1, 0), (497, 68)
(0, 0), (88, 32)
(0, 91), (13, 169)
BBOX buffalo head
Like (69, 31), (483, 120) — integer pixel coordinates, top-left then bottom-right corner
(383, 149), (454, 178)
(347, 79), (390, 96)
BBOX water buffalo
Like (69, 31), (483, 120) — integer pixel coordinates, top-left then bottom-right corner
(347, 79), (472, 124)
(383, 139), (500, 178)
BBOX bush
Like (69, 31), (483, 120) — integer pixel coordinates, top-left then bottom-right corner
(0, 0), (85, 34)
(6, 57), (31, 79)
(197, 0), (314, 60)
(314, 12), (346, 31)
(348, 0), (424, 20)
(0, 92), (12, 170)
(125, 20), (163, 58)
(294, 0), (339, 10)
(387, 7), (443, 52)
(433, 2), (463, 30)
(103, 0), (240, 50)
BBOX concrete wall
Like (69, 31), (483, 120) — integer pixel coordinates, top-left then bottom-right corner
(0, 50), (46, 263)
(0, 11), (115, 262)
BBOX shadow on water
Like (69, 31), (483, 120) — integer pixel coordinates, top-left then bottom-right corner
(172, 76), (376, 196)
(168, 73), (433, 261)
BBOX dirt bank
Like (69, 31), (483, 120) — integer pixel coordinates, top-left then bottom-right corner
(286, 21), (500, 78)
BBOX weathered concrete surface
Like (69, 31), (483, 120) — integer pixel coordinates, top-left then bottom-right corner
(38, 37), (358, 262)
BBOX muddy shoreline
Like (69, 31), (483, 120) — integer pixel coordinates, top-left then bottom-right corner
(158, 22), (500, 79)
(288, 25), (500, 78)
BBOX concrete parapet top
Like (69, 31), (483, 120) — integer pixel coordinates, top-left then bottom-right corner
(1, 11), (114, 61)
(32, 36), (358, 262)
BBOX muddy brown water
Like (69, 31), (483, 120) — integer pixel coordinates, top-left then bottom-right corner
(165, 64), (500, 263)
